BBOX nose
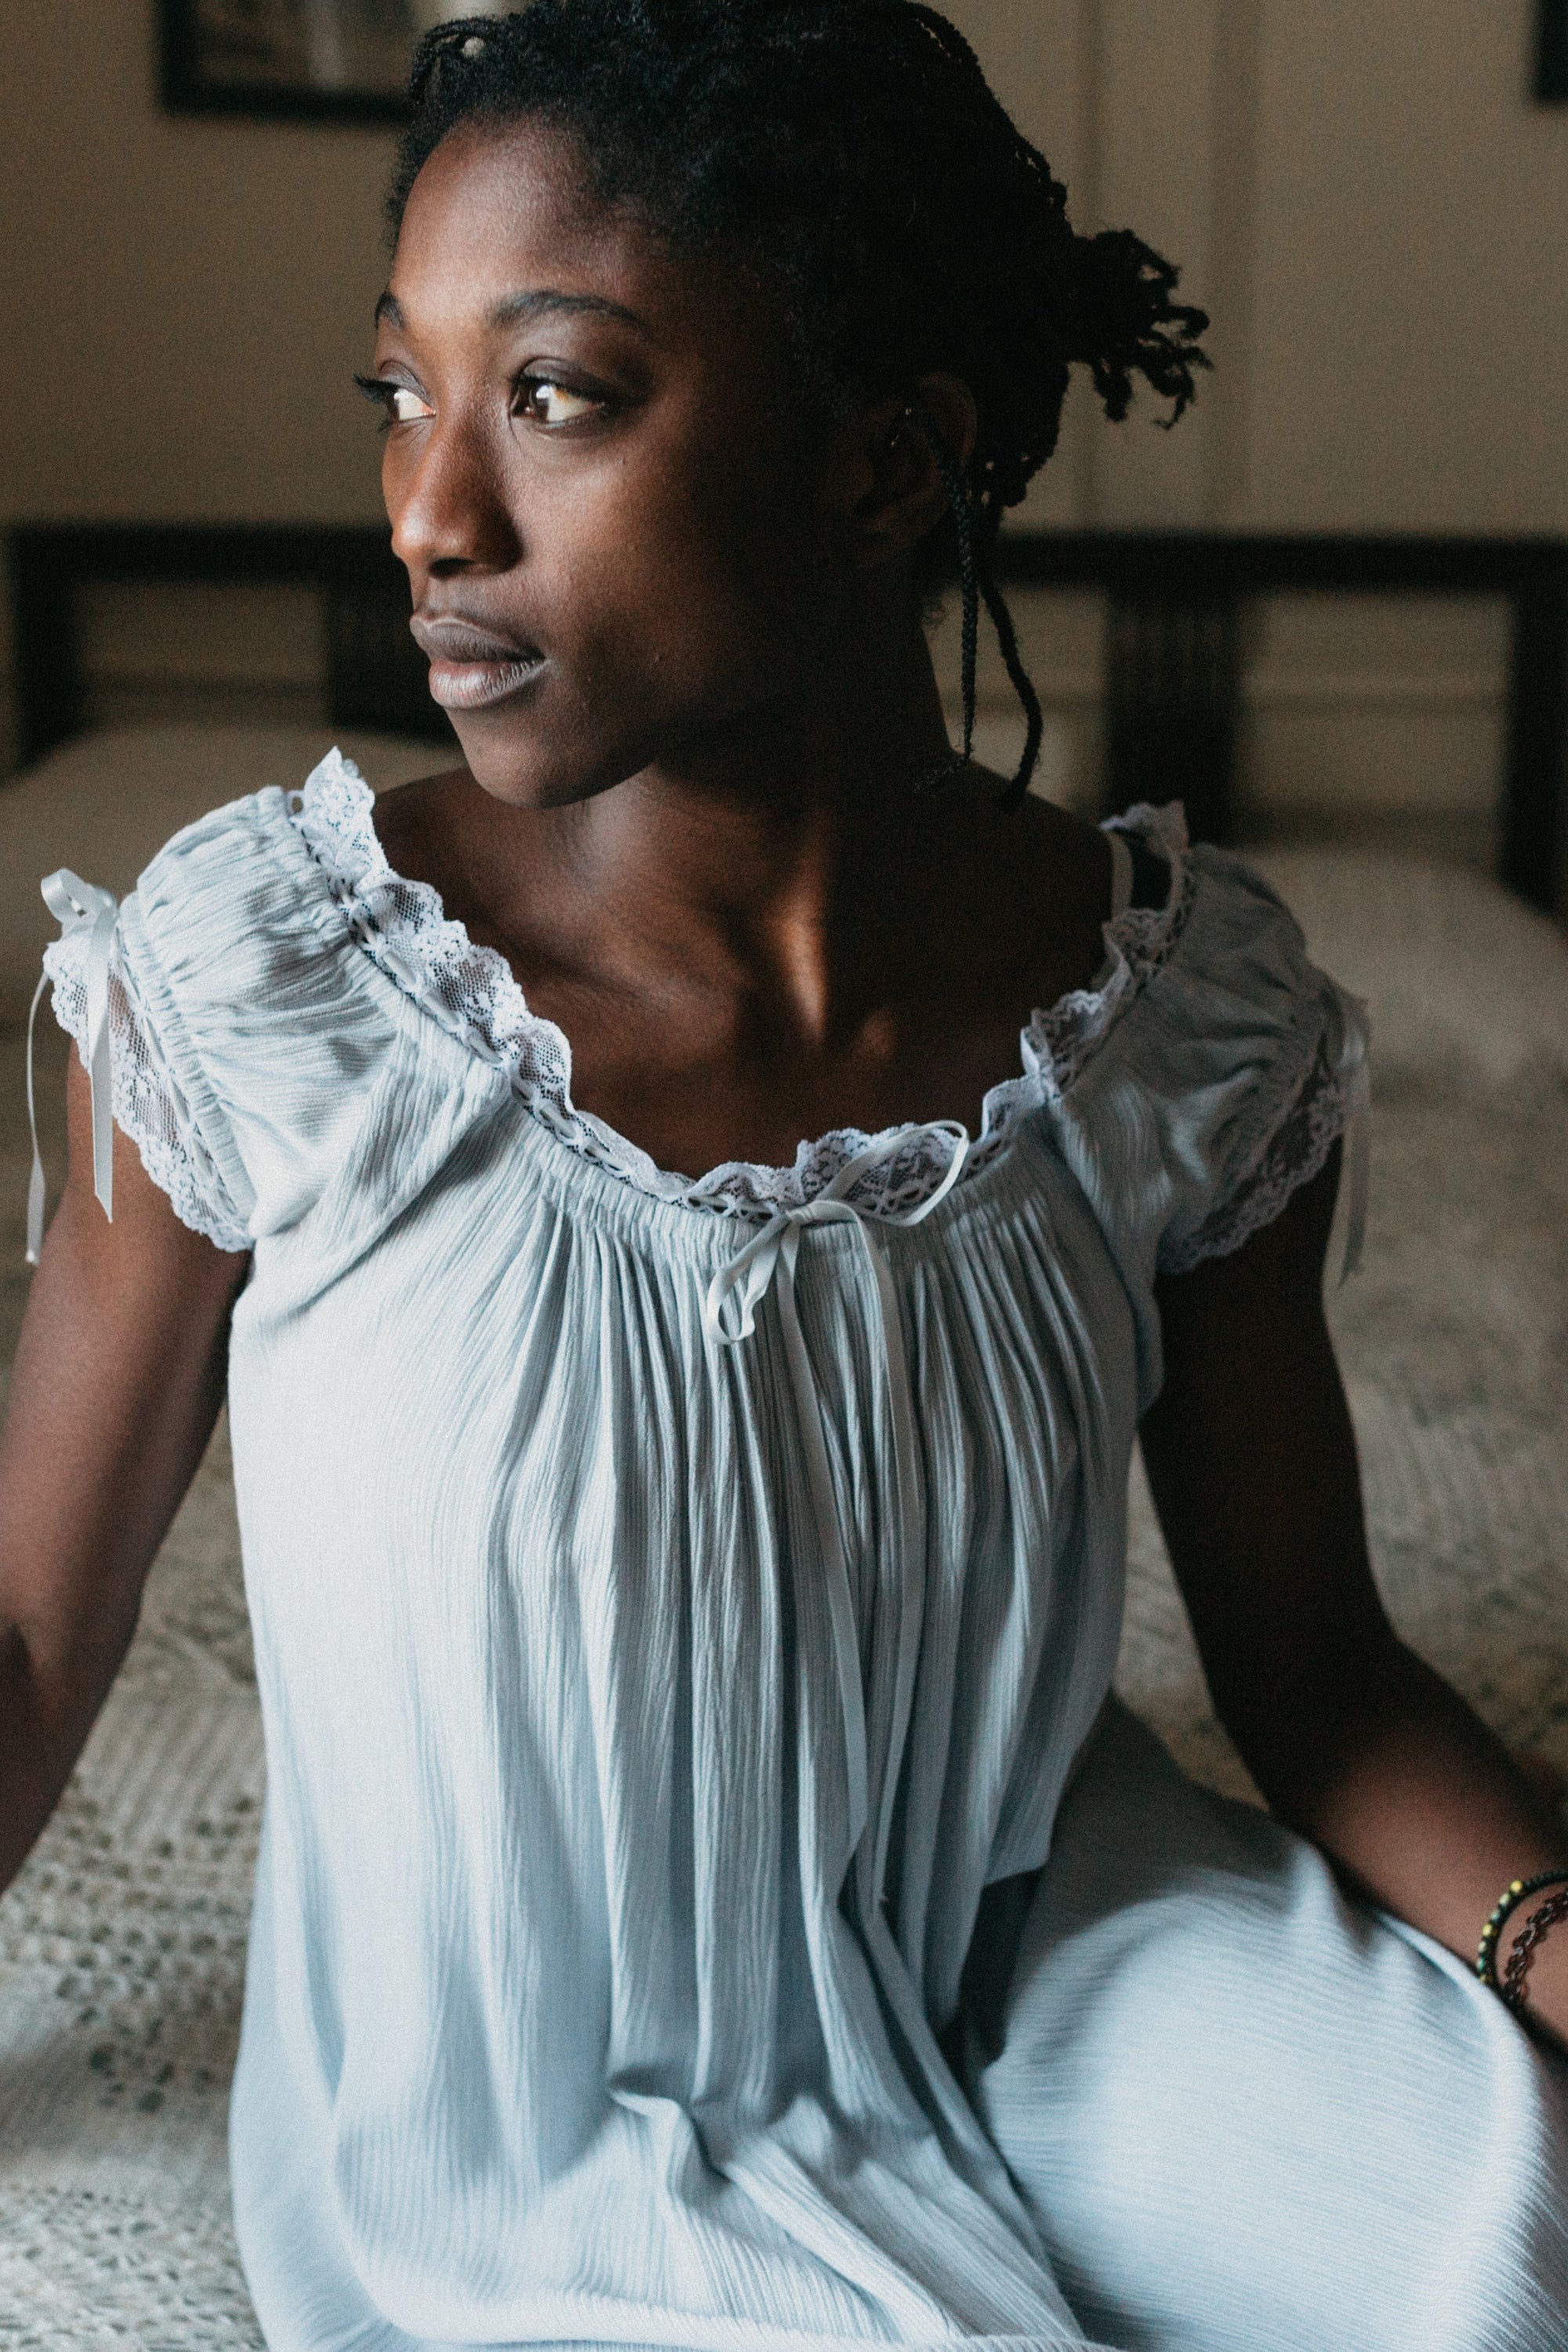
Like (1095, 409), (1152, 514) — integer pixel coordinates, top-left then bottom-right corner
(387, 409), (521, 587)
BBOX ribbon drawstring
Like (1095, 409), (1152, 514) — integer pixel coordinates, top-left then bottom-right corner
(704, 1122), (969, 1907)
(26, 871), (119, 1265)
(1334, 986), (1371, 1287)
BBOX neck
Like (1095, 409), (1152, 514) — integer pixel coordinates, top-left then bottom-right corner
(528, 610), (964, 1045)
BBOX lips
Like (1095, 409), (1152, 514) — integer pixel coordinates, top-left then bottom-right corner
(410, 615), (546, 713)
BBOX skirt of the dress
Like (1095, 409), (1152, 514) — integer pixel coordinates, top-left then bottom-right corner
(952, 1697), (1568, 2352)
(234, 1700), (1568, 2352)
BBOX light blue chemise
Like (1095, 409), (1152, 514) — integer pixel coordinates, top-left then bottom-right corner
(42, 754), (1568, 2351)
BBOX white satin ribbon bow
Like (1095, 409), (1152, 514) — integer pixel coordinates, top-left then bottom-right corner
(703, 1120), (969, 1907)
(26, 870), (118, 1265)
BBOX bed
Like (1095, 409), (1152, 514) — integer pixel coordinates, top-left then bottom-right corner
(2, 689), (1566, 2339)
(9, 521), (1568, 906)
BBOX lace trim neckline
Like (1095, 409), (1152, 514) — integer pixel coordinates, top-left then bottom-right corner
(286, 750), (1193, 1222)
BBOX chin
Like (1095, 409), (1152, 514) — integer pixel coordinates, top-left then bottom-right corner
(448, 712), (652, 812)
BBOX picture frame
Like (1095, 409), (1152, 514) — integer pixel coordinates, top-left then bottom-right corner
(1539, 0), (1568, 101)
(160, 2), (506, 125)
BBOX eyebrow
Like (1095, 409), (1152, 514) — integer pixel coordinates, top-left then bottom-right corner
(372, 288), (649, 334)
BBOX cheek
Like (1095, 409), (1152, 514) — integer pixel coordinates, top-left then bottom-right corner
(686, 433), (840, 649)
(439, 417), (847, 807)
(549, 431), (839, 695)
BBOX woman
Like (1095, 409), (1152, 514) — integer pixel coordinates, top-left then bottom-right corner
(5, 5), (1566, 2347)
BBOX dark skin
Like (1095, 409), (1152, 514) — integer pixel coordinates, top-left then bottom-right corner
(364, 125), (1110, 1170)
(3, 117), (1566, 2045)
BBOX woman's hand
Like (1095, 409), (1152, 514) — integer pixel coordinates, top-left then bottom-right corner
(0, 1054), (248, 1895)
(1141, 1145), (1568, 2049)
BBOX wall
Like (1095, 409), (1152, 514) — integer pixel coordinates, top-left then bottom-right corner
(1248, 1), (1568, 536)
(13, 2), (1565, 533)
(1, 1), (394, 528)
(940, 0), (1568, 535)
(934, 0), (1568, 851)
(5, 0), (1567, 849)
(0, 0), (399, 758)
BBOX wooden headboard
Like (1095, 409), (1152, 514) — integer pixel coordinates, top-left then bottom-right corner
(8, 523), (452, 761)
(9, 522), (1566, 911)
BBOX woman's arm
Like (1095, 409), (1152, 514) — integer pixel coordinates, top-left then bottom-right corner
(0, 1054), (249, 1894)
(1141, 1145), (1568, 2043)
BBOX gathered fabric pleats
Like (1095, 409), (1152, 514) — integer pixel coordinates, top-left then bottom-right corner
(703, 1119), (971, 1907)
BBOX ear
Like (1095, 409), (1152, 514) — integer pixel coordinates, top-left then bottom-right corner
(844, 372), (979, 571)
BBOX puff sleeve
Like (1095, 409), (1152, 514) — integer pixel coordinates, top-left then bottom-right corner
(1144, 846), (1365, 1280)
(39, 784), (409, 1253)
(44, 887), (253, 1254)
(1040, 819), (1366, 1404)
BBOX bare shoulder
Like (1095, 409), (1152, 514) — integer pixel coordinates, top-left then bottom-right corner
(973, 775), (1109, 903)
(366, 765), (470, 879)
(367, 765), (535, 935)
(930, 770), (1114, 1011)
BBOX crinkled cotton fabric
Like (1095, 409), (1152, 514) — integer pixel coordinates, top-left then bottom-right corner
(42, 757), (1566, 2352)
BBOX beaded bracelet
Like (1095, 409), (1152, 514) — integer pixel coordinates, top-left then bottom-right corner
(1476, 1871), (1568, 1994)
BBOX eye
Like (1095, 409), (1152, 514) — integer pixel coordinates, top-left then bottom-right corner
(518, 376), (601, 427)
(387, 385), (435, 424)
(354, 374), (434, 427)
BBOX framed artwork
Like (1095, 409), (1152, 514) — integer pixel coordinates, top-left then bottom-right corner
(1539, 0), (1568, 100)
(161, 1), (506, 123)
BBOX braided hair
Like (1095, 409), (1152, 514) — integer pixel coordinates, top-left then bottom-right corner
(390, 1), (1208, 805)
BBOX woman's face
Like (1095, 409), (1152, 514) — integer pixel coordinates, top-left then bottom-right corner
(372, 119), (869, 807)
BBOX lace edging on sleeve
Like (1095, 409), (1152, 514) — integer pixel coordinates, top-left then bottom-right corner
(1158, 1025), (1347, 1276)
(44, 928), (252, 1254)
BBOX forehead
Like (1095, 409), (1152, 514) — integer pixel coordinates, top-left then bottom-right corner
(387, 118), (776, 358)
